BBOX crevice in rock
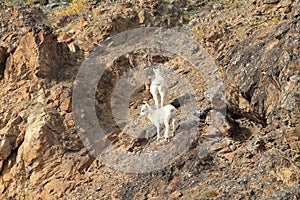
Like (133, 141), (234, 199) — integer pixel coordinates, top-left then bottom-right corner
(225, 115), (252, 142)
(227, 105), (267, 127)
(0, 47), (8, 79)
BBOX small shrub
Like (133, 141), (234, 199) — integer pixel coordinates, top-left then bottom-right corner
(254, 16), (280, 29)
(51, 0), (92, 18)
(223, 0), (239, 14)
(1, 0), (25, 5)
(218, 66), (226, 78)
(202, 190), (220, 198)
(191, 26), (207, 41)
(26, 0), (49, 5)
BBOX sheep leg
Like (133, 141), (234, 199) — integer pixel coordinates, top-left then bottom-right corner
(164, 121), (170, 141)
(171, 118), (176, 136)
(151, 90), (159, 109)
(160, 92), (165, 108)
(156, 124), (160, 141)
(154, 95), (159, 109)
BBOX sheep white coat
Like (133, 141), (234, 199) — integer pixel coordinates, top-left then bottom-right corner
(150, 68), (168, 109)
(140, 102), (176, 141)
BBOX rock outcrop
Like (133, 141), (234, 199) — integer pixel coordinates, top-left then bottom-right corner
(55, 0), (184, 52)
(4, 28), (70, 81)
(222, 17), (300, 128)
(0, 5), (75, 198)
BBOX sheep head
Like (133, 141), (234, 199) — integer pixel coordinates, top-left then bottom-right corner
(153, 68), (162, 76)
(140, 102), (151, 116)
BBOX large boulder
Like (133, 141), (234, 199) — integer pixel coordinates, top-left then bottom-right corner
(18, 108), (64, 165)
(0, 108), (65, 197)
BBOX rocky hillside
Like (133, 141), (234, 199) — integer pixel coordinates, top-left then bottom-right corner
(0, 0), (299, 199)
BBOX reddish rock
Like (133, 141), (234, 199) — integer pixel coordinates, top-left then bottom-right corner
(0, 178), (5, 194)
(60, 97), (72, 113)
(0, 139), (11, 160)
(206, 30), (223, 43)
(169, 190), (183, 198)
(44, 179), (65, 197)
(19, 109), (63, 165)
(4, 29), (69, 81)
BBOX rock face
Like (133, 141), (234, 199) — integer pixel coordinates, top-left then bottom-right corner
(0, 5), (74, 199)
(55, 0), (184, 52)
(0, 5), (69, 81)
(4, 29), (69, 81)
(2, 108), (65, 198)
(0, 139), (11, 161)
(222, 17), (300, 127)
(0, 1), (299, 199)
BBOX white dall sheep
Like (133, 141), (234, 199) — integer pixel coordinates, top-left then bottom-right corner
(150, 68), (168, 109)
(140, 102), (176, 141)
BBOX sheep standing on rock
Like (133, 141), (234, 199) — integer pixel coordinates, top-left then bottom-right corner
(140, 102), (176, 141)
(150, 68), (168, 109)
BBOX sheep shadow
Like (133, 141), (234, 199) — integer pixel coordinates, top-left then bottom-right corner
(170, 93), (195, 108)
